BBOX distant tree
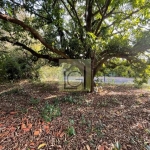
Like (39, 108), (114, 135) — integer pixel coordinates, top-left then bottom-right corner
(0, 0), (150, 91)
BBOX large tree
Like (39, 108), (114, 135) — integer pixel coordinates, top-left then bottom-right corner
(0, 0), (150, 91)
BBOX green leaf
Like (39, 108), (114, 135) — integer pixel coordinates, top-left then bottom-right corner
(114, 141), (121, 150)
(68, 126), (76, 136)
(6, 8), (12, 16)
(87, 32), (97, 40)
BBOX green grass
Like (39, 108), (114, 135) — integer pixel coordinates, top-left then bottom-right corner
(38, 65), (63, 82)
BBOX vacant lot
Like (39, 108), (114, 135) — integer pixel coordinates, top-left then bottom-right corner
(0, 80), (150, 150)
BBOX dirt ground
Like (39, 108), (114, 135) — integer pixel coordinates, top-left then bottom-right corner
(0, 80), (150, 150)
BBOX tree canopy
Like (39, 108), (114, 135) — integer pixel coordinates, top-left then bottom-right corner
(0, 0), (150, 89)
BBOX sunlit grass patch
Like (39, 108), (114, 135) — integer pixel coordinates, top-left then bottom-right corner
(38, 65), (62, 82)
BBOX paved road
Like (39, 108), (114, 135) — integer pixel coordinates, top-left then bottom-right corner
(64, 76), (150, 85)
(95, 77), (150, 85)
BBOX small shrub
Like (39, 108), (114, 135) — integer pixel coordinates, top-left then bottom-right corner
(67, 126), (76, 136)
(81, 115), (86, 124)
(99, 100), (108, 107)
(41, 102), (61, 122)
(111, 98), (120, 105)
(63, 95), (77, 104)
(93, 120), (105, 137)
(29, 97), (40, 106)
(67, 119), (76, 136)
(0, 52), (40, 81)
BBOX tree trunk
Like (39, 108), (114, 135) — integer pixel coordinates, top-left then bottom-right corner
(90, 68), (94, 92)
(90, 56), (96, 93)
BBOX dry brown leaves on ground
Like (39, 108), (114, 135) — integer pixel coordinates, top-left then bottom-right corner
(0, 80), (150, 150)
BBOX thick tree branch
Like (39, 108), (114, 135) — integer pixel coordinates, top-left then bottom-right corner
(132, 35), (150, 53)
(0, 36), (61, 63)
(85, 0), (93, 31)
(94, 51), (137, 76)
(94, 56), (110, 76)
(133, 45), (150, 53)
(103, 0), (112, 15)
(0, 13), (69, 58)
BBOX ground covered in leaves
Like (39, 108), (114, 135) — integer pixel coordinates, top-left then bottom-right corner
(0, 80), (150, 150)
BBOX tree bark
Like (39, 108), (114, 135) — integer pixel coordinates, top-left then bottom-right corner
(90, 69), (95, 93)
